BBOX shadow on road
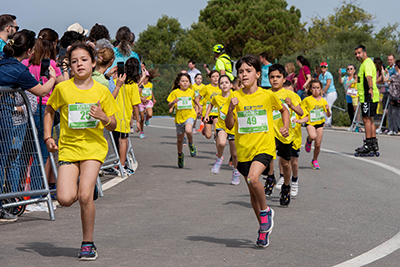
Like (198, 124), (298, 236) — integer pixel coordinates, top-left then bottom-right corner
(186, 236), (254, 248)
(16, 242), (77, 258)
(152, 165), (192, 170)
(223, 201), (252, 209)
(186, 180), (229, 187)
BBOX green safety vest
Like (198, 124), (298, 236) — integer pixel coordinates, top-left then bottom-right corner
(216, 54), (234, 81)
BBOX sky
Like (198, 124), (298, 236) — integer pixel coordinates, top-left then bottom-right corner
(2, 0), (397, 39)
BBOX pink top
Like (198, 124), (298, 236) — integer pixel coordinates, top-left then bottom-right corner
(22, 58), (62, 105)
(296, 66), (310, 92)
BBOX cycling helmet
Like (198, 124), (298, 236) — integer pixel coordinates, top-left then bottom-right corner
(213, 44), (224, 54)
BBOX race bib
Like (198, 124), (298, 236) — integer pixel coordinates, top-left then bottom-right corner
(220, 108), (226, 120)
(310, 108), (324, 122)
(195, 91), (200, 98)
(273, 103), (289, 121)
(142, 87), (152, 97)
(207, 101), (218, 114)
(291, 111), (296, 128)
(177, 97), (192, 110)
(237, 109), (268, 134)
(68, 103), (99, 129)
(347, 88), (358, 96)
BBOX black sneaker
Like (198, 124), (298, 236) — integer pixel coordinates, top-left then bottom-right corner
(263, 174), (276, 196)
(0, 208), (18, 222)
(280, 184), (291, 207)
(93, 185), (98, 201)
(178, 153), (185, 168)
(78, 242), (97, 261)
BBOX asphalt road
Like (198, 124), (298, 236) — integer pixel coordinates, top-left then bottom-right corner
(1, 116), (400, 267)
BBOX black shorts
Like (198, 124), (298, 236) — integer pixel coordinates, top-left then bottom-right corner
(112, 131), (129, 151)
(203, 115), (217, 125)
(237, 153), (272, 177)
(291, 148), (300, 158)
(361, 102), (377, 117)
(306, 122), (324, 130)
(275, 138), (292, 161)
(216, 128), (235, 140)
(261, 86), (272, 90)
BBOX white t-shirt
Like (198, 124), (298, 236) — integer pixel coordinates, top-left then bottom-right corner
(188, 68), (201, 84)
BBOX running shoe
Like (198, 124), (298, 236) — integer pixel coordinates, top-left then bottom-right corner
(228, 156), (233, 168)
(130, 127), (134, 133)
(291, 181), (298, 197)
(189, 143), (197, 157)
(145, 118), (150, 126)
(124, 166), (135, 176)
(0, 208), (18, 222)
(259, 208), (274, 233)
(183, 136), (187, 146)
(280, 184), (291, 207)
(275, 176), (284, 191)
(197, 124), (204, 132)
(231, 169), (240, 185)
(311, 159), (320, 170)
(211, 158), (223, 174)
(305, 136), (311, 153)
(178, 153), (185, 168)
(93, 184), (98, 201)
(139, 132), (146, 139)
(256, 230), (271, 248)
(78, 243), (97, 261)
(263, 174), (276, 196)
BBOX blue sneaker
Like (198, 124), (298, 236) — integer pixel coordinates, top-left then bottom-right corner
(78, 243), (97, 261)
(139, 132), (146, 139)
(259, 208), (274, 233)
(178, 153), (184, 168)
(256, 230), (271, 248)
(189, 143), (197, 157)
(145, 118), (150, 126)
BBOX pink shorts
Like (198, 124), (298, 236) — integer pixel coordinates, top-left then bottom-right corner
(139, 100), (154, 112)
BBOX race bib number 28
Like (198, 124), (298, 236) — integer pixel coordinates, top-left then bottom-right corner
(68, 103), (99, 129)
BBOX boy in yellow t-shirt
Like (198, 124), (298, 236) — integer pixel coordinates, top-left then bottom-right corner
(167, 73), (201, 168)
(264, 64), (303, 207)
(222, 55), (289, 248)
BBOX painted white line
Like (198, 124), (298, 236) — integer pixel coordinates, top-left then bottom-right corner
(147, 125), (176, 130)
(321, 148), (400, 267)
(102, 161), (138, 191)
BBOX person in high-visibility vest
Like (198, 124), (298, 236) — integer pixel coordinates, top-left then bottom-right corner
(213, 44), (234, 81)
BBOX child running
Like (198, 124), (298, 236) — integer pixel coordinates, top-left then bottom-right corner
(113, 57), (142, 176)
(192, 73), (205, 132)
(222, 54), (290, 248)
(204, 75), (240, 185)
(138, 69), (157, 139)
(197, 70), (220, 139)
(263, 64), (303, 207)
(43, 43), (118, 260)
(167, 73), (201, 168)
(294, 79), (331, 170)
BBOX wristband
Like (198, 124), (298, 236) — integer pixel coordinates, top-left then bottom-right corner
(50, 76), (56, 80)
(103, 116), (111, 127)
(44, 137), (53, 143)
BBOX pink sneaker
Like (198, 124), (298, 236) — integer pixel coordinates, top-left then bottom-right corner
(211, 158), (223, 174)
(311, 159), (320, 170)
(305, 136), (311, 153)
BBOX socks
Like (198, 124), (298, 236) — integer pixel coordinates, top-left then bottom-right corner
(292, 176), (298, 182)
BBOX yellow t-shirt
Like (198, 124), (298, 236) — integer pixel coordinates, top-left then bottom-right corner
(199, 84), (220, 117)
(47, 78), (118, 163)
(271, 88), (301, 144)
(211, 93), (235, 135)
(192, 83), (205, 99)
(141, 82), (153, 101)
(167, 88), (197, 124)
(301, 96), (329, 126)
(114, 81), (141, 133)
(221, 88), (282, 162)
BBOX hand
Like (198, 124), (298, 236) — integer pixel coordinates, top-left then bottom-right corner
(153, 100), (157, 104)
(45, 138), (58, 152)
(369, 88), (373, 99)
(48, 66), (56, 79)
(136, 121), (141, 132)
(173, 98), (179, 104)
(108, 66), (118, 77)
(203, 116), (210, 123)
(196, 109), (201, 116)
(229, 97), (238, 111)
(284, 97), (292, 107)
(89, 100), (106, 120)
(279, 127), (289, 138)
(116, 73), (126, 88)
(292, 118), (300, 124)
(204, 64), (208, 69)
(141, 97), (148, 105)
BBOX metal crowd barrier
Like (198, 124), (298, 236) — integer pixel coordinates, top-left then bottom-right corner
(0, 87), (55, 220)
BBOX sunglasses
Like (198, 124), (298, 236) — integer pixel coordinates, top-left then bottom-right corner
(321, 66), (327, 68)
(347, 68), (354, 70)
(9, 25), (19, 31)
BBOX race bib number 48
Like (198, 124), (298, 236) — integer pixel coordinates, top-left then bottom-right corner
(177, 97), (192, 110)
(310, 108), (324, 122)
(237, 109), (268, 134)
(68, 103), (99, 129)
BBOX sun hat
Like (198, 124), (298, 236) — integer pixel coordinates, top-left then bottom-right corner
(67, 22), (89, 36)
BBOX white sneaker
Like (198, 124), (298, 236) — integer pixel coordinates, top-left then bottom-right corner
(376, 128), (382, 134)
(291, 181), (298, 197)
(275, 177), (284, 190)
(388, 130), (394, 136)
(231, 169), (240, 185)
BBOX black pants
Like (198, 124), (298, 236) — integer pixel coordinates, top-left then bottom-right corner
(347, 102), (354, 124)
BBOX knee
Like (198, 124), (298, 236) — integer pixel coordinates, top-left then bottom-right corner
(57, 194), (76, 207)
(78, 190), (93, 206)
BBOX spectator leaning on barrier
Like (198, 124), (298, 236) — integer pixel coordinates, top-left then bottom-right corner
(387, 60), (400, 135)
(259, 52), (272, 89)
(0, 14), (18, 52)
(187, 60), (201, 84)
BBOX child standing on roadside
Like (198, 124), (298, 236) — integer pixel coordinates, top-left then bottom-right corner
(205, 75), (240, 185)
(294, 79), (331, 170)
(44, 43), (118, 260)
(222, 54), (290, 248)
(167, 73), (201, 168)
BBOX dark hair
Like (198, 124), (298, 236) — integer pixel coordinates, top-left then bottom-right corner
(125, 57), (140, 84)
(347, 64), (356, 72)
(395, 60), (400, 69)
(188, 60), (195, 64)
(236, 54), (261, 73)
(88, 23), (110, 41)
(172, 73), (191, 90)
(115, 26), (132, 57)
(60, 30), (85, 48)
(67, 42), (95, 64)
(388, 54), (396, 59)
(147, 68), (160, 82)
(3, 29), (36, 58)
(218, 75), (231, 85)
(208, 69), (220, 78)
(0, 14), (16, 31)
(307, 79), (323, 96)
(268, 64), (287, 78)
(296, 55), (310, 69)
(194, 73), (202, 79)
(374, 58), (384, 77)
(283, 80), (293, 87)
(259, 52), (269, 61)
(29, 28), (59, 66)
(355, 45), (366, 52)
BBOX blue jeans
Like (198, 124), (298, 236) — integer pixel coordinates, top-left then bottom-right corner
(7, 123), (27, 192)
(297, 90), (306, 100)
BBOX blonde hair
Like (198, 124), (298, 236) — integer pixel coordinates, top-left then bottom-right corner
(285, 62), (295, 74)
(96, 47), (114, 67)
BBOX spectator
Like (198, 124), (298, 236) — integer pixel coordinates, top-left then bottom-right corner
(187, 60), (201, 84)
(0, 14), (18, 51)
(374, 58), (389, 133)
(295, 55), (312, 100)
(319, 62), (337, 127)
(313, 66), (322, 79)
(388, 59), (400, 135)
(285, 62), (297, 85)
(387, 54), (396, 77)
(212, 44), (234, 81)
(259, 52), (272, 89)
(338, 64), (358, 126)
(88, 23), (110, 42)
(110, 26), (140, 69)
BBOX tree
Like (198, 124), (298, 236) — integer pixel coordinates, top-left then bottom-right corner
(133, 15), (184, 64)
(375, 23), (400, 54)
(199, 0), (302, 59)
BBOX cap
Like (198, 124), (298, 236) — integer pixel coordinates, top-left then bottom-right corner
(213, 44), (224, 54)
(67, 22), (89, 36)
(320, 62), (328, 67)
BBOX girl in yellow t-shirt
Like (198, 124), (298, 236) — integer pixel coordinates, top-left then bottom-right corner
(294, 79), (331, 170)
(138, 69), (159, 138)
(205, 75), (240, 185)
(43, 43), (118, 260)
(167, 73), (201, 168)
(192, 73), (205, 132)
(196, 70), (220, 139)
